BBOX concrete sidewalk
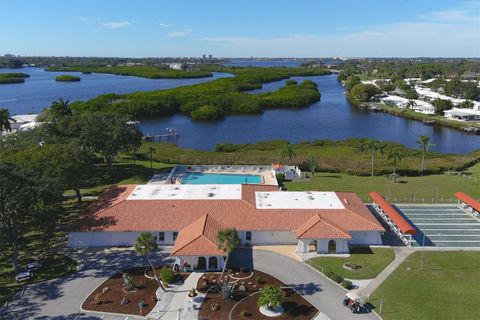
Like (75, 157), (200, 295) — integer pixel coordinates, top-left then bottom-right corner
(358, 247), (413, 298)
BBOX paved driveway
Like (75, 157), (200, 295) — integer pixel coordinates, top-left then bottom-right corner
(0, 247), (172, 320)
(230, 248), (380, 320)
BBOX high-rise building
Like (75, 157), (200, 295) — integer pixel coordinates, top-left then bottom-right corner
(208, 54), (212, 59)
(202, 54), (206, 59)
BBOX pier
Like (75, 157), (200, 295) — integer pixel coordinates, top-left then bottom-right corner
(143, 127), (179, 142)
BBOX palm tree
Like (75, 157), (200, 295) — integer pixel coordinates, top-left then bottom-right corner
(416, 135), (434, 175)
(387, 149), (402, 182)
(307, 156), (318, 176)
(280, 143), (296, 162)
(361, 139), (385, 177)
(49, 98), (71, 120)
(0, 108), (12, 134)
(134, 232), (166, 292)
(216, 228), (240, 283)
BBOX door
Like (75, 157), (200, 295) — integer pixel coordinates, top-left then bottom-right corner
(208, 257), (218, 270)
(197, 257), (207, 270)
(328, 240), (336, 254)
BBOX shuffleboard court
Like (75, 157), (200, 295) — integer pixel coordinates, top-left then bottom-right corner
(395, 205), (480, 247)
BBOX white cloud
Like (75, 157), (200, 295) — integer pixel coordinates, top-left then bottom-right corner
(76, 16), (90, 22)
(159, 23), (170, 27)
(95, 21), (131, 31)
(201, 19), (480, 57)
(166, 29), (192, 37)
(420, 9), (478, 22)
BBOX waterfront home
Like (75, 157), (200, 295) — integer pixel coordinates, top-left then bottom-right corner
(68, 184), (384, 270)
(444, 108), (480, 122)
(1, 114), (41, 135)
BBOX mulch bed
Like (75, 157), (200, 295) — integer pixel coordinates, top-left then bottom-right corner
(198, 269), (318, 320)
(82, 266), (186, 316)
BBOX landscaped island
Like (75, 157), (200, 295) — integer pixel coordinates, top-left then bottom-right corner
(0, 72), (29, 84)
(45, 66), (330, 120)
(55, 75), (81, 82)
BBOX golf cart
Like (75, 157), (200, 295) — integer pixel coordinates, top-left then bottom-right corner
(342, 291), (365, 313)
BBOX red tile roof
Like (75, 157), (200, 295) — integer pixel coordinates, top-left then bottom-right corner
(77, 185), (384, 239)
(171, 215), (225, 256)
(455, 192), (480, 212)
(370, 191), (416, 235)
(295, 214), (351, 239)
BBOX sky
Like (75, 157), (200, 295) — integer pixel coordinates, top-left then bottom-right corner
(0, 0), (479, 58)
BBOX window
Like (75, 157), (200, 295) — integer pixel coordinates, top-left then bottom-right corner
(173, 232), (178, 242)
(246, 231), (252, 241)
(158, 232), (165, 242)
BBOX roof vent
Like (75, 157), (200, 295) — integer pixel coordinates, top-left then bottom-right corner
(343, 198), (350, 205)
(208, 192), (215, 197)
(308, 196), (315, 200)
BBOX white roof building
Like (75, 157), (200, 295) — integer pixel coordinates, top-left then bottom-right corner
(444, 108), (480, 122)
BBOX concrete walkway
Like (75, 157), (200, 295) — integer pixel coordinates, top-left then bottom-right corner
(358, 247), (413, 298)
(230, 248), (380, 320)
(155, 272), (204, 320)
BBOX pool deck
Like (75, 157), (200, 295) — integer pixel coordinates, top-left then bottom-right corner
(151, 165), (279, 186)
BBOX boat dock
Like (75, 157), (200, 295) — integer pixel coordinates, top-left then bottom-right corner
(144, 127), (179, 142)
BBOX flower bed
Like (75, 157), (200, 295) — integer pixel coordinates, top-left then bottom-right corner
(197, 269), (318, 320)
(82, 266), (186, 316)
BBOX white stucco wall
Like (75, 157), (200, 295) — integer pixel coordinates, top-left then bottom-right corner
(68, 231), (143, 247)
(175, 255), (224, 271)
(245, 231), (297, 245)
(349, 231), (383, 245)
(297, 238), (349, 254)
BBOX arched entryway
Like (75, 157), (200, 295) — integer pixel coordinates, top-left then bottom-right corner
(197, 257), (207, 270)
(309, 240), (318, 252)
(208, 257), (218, 270)
(328, 240), (336, 254)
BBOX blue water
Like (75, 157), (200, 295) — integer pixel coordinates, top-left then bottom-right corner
(1, 64), (478, 154)
(140, 74), (479, 154)
(181, 172), (262, 184)
(0, 67), (233, 115)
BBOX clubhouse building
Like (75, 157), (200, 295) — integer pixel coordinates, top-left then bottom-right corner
(68, 184), (384, 271)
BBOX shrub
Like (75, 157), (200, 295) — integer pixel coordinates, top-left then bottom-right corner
(326, 271), (343, 283)
(342, 280), (353, 290)
(94, 292), (102, 305)
(257, 285), (283, 309)
(255, 275), (262, 284)
(220, 283), (235, 300)
(285, 79), (298, 86)
(275, 173), (285, 183)
(240, 310), (249, 317)
(160, 267), (174, 284)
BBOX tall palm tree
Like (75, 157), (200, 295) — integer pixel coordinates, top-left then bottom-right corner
(387, 149), (402, 182)
(216, 228), (240, 283)
(361, 139), (385, 177)
(134, 232), (166, 292)
(49, 98), (71, 120)
(149, 147), (155, 168)
(0, 108), (12, 134)
(280, 143), (296, 162)
(416, 135), (433, 175)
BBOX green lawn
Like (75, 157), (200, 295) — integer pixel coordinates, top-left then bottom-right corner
(308, 247), (395, 279)
(465, 162), (480, 180)
(286, 172), (480, 203)
(370, 251), (480, 320)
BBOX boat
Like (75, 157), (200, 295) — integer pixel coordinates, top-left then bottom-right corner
(422, 119), (436, 125)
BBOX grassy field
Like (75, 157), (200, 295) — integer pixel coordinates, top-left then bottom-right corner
(142, 140), (479, 176)
(286, 172), (480, 202)
(370, 251), (480, 320)
(308, 247), (395, 279)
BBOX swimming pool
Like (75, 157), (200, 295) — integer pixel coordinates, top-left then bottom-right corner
(181, 172), (262, 184)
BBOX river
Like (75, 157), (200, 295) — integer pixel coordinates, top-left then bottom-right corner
(0, 65), (478, 154)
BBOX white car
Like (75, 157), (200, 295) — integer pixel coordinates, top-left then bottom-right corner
(15, 271), (33, 282)
(26, 261), (41, 271)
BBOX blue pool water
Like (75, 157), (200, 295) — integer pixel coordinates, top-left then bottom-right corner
(181, 172), (262, 184)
